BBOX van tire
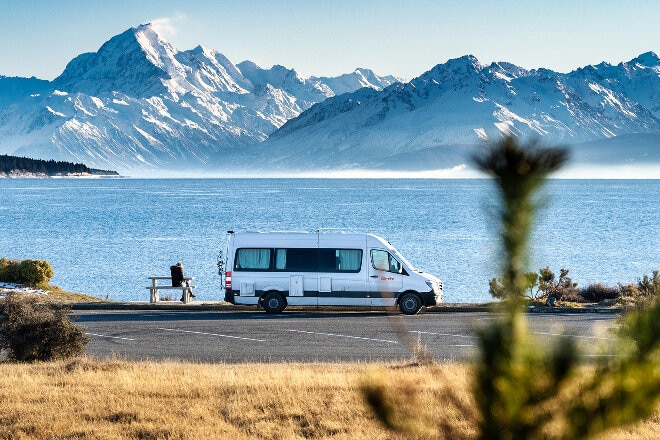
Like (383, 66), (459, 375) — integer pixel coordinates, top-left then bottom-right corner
(262, 292), (286, 314)
(399, 292), (422, 315)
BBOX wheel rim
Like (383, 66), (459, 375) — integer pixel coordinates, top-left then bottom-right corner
(402, 296), (419, 313)
(267, 296), (280, 310)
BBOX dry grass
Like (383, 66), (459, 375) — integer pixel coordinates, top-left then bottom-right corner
(42, 288), (110, 303)
(1, 359), (658, 440)
(0, 287), (108, 303)
(0, 359), (475, 440)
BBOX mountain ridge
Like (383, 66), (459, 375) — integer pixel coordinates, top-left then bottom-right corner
(0, 24), (658, 175)
(249, 51), (660, 173)
(0, 24), (398, 172)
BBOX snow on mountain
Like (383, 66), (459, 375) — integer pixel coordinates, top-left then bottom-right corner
(0, 26), (658, 174)
(251, 52), (660, 172)
(0, 24), (397, 172)
(310, 68), (401, 96)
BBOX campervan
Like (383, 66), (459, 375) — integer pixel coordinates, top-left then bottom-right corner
(220, 231), (443, 314)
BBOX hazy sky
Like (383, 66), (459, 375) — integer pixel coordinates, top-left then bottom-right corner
(1, 0), (658, 81)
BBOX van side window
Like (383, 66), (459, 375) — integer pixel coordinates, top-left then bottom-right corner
(275, 248), (317, 272)
(275, 249), (287, 270)
(235, 248), (271, 270)
(319, 249), (362, 273)
(370, 249), (402, 274)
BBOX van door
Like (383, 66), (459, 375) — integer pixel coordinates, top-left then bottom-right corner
(317, 248), (367, 306)
(274, 248), (318, 307)
(368, 249), (404, 306)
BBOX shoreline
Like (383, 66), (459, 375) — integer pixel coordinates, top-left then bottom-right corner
(0, 172), (121, 178)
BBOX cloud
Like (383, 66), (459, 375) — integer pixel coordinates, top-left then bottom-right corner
(150, 12), (187, 38)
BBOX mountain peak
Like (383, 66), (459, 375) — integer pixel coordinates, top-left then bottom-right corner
(629, 51), (660, 67)
(52, 25), (171, 97)
(131, 24), (178, 70)
(134, 23), (154, 32)
(451, 54), (482, 68)
(414, 54), (483, 87)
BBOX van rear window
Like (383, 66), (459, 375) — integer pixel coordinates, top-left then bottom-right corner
(235, 248), (271, 270)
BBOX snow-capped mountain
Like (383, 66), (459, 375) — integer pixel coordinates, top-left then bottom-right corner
(251, 52), (660, 172)
(0, 24), (398, 172)
(0, 23), (658, 175)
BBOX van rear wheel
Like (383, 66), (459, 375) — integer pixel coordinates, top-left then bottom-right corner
(262, 292), (286, 314)
(399, 293), (422, 315)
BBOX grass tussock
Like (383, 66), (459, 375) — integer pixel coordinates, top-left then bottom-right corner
(1, 359), (657, 439)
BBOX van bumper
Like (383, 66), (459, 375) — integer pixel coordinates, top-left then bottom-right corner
(420, 289), (442, 307)
(224, 290), (236, 304)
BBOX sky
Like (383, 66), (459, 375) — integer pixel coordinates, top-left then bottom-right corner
(0, 0), (658, 82)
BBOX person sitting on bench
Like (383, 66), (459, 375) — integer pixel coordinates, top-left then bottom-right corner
(170, 262), (196, 301)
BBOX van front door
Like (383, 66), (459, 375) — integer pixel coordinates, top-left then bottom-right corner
(368, 249), (404, 306)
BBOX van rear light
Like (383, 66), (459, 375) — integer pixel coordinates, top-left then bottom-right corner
(225, 271), (232, 290)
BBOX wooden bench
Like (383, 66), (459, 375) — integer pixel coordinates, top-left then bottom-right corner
(147, 276), (196, 304)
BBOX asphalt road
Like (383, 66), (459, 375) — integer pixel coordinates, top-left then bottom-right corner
(73, 310), (620, 363)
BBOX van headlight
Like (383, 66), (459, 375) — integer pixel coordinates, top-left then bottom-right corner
(425, 280), (434, 290)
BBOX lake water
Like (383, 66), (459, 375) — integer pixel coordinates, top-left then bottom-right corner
(1, 178), (658, 303)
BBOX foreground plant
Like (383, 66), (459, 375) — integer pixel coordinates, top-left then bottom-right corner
(363, 136), (660, 439)
(0, 292), (88, 361)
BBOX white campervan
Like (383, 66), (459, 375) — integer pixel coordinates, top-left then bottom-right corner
(220, 231), (443, 314)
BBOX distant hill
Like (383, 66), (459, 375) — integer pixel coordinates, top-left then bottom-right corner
(0, 154), (118, 177)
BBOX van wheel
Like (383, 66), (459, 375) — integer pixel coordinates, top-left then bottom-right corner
(262, 292), (286, 314)
(399, 293), (422, 315)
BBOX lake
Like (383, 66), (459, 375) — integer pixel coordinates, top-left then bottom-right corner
(1, 178), (658, 303)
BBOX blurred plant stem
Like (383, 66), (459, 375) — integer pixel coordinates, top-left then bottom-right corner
(363, 136), (660, 440)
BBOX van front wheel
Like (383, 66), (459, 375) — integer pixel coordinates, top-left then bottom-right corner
(399, 293), (422, 315)
(262, 292), (286, 314)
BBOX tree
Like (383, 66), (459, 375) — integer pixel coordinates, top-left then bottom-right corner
(363, 136), (660, 439)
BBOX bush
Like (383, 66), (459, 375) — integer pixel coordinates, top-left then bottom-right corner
(490, 267), (583, 302)
(17, 259), (54, 286)
(538, 267), (580, 302)
(615, 270), (660, 311)
(0, 258), (19, 283)
(581, 283), (621, 302)
(0, 258), (54, 287)
(637, 270), (660, 297)
(0, 292), (88, 362)
(489, 272), (540, 300)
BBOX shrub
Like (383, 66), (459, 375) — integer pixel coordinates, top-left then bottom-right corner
(581, 283), (620, 302)
(538, 267), (580, 301)
(637, 270), (660, 297)
(488, 277), (506, 299)
(0, 292), (88, 362)
(489, 272), (540, 300)
(0, 258), (19, 283)
(0, 258), (54, 287)
(17, 259), (54, 286)
(614, 270), (660, 312)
